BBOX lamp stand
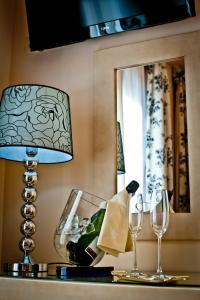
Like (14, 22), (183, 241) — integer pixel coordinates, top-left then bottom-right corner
(4, 155), (48, 277)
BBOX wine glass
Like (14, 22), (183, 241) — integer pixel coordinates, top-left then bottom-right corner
(150, 189), (169, 279)
(128, 193), (144, 277)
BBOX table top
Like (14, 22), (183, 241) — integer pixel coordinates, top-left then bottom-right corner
(1, 272), (200, 300)
(1, 271), (200, 288)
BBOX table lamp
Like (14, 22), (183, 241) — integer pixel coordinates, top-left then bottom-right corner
(0, 84), (73, 275)
(117, 121), (125, 174)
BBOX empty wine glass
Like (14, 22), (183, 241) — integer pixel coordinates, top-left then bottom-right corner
(150, 189), (169, 279)
(128, 193), (144, 277)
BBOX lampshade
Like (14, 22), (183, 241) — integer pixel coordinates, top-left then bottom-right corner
(0, 84), (73, 163)
(117, 121), (125, 174)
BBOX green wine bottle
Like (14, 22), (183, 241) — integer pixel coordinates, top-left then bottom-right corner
(67, 201), (106, 266)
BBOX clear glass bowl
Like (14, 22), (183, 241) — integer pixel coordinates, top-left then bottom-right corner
(54, 189), (107, 266)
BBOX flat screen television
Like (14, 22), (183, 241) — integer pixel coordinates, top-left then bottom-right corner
(25, 0), (196, 51)
(80, 0), (196, 38)
(25, 0), (90, 51)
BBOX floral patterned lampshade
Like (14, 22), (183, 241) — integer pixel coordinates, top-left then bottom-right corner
(0, 84), (73, 163)
(117, 121), (125, 174)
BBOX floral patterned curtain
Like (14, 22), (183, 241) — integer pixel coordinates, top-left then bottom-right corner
(173, 69), (190, 212)
(145, 62), (190, 212)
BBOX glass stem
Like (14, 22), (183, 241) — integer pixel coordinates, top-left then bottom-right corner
(132, 234), (138, 272)
(157, 236), (162, 276)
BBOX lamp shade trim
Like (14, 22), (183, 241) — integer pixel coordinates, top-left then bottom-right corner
(0, 145), (73, 163)
(117, 121), (125, 174)
(0, 84), (73, 163)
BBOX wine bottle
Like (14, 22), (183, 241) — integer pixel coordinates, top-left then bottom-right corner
(126, 180), (139, 195)
(66, 201), (106, 266)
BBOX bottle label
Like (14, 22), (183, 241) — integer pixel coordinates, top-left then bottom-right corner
(85, 236), (101, 260)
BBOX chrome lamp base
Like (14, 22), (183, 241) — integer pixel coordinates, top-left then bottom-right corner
(4, 262), (48, 278)
(4, 153), (48, 278)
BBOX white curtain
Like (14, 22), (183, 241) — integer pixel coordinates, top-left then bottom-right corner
(117, 67), (145, 196)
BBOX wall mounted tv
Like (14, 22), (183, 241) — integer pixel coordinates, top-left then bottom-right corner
(25, 0), (196, 51)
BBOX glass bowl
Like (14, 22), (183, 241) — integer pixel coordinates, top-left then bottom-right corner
(54, 189), (107, 266)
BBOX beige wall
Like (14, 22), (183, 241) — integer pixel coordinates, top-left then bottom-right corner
(1, 0), (200, 272)
(0, 0), (15, 268)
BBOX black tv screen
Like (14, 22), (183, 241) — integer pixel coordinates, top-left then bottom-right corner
(25, 0), (196, 51)
(80, 0), (195, 26)
(25, 0), (90, 51)
(80, 0), (195, 38)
